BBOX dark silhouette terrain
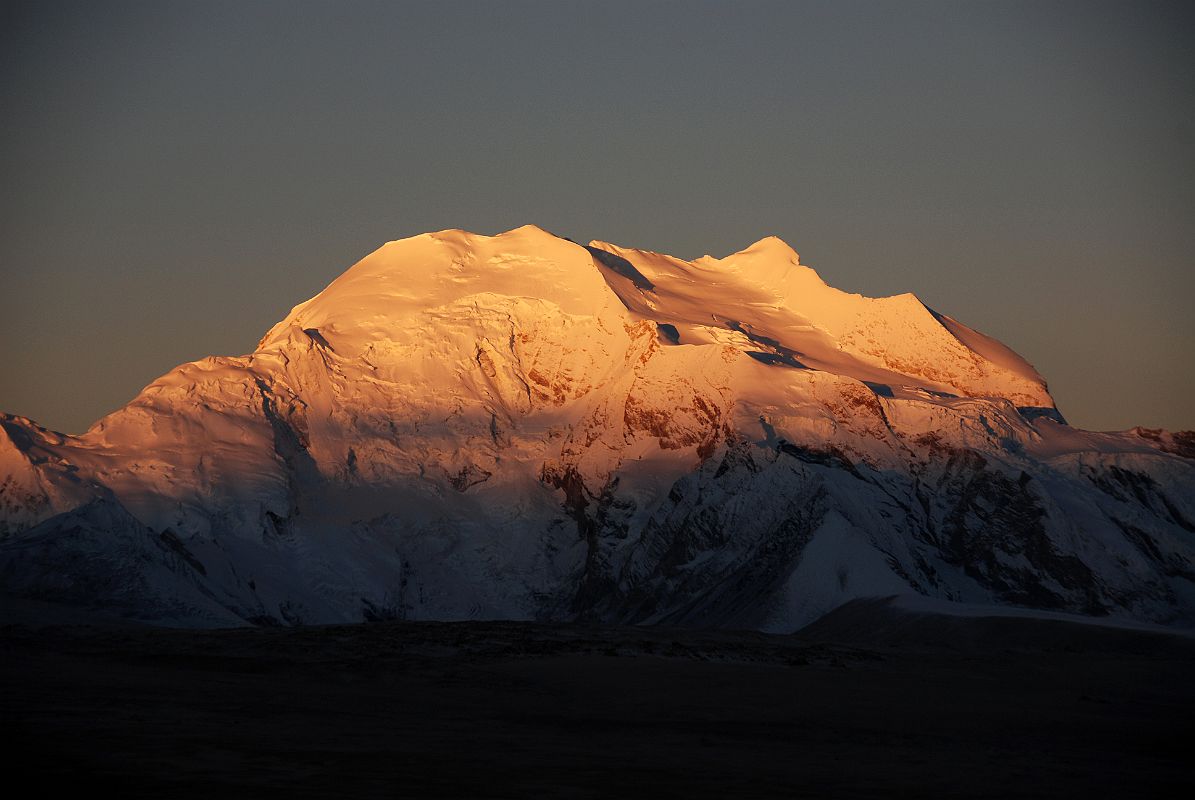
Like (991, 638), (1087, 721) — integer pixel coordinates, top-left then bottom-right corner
(4, 599), (1193, 798)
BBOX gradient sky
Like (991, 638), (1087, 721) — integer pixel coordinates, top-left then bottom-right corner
(2, 0), (1192, 434)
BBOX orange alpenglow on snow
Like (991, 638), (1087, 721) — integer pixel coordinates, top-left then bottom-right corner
(1, 226), (1192, 630)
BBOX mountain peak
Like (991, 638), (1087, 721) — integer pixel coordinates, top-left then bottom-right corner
(502, 223), (558, 238)
(2, 225), (1190, 631)
(701, 235), (827, 294)
(738, 234), (801, 263)
(257, 224), (624, 355)
(384, 224), (559, 250)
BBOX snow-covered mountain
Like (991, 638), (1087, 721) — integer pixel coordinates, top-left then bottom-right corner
(3, 225), (1193, 629)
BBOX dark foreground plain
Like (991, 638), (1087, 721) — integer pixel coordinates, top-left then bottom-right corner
(3, 598), (1193, 799)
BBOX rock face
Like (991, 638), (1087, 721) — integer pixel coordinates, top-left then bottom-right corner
(2, 225), (1193, 628)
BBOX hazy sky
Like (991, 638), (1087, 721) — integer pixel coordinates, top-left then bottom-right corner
(2, 0), (1192, 434)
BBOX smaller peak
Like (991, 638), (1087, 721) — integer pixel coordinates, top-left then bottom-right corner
(739, 235), (800, 264)
(384, 225), (560, 249)
(499, 223), (558, 239)
(713, 235), (825, 293)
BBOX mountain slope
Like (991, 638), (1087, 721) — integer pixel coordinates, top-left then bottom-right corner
(2, 225), (1192, 628)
